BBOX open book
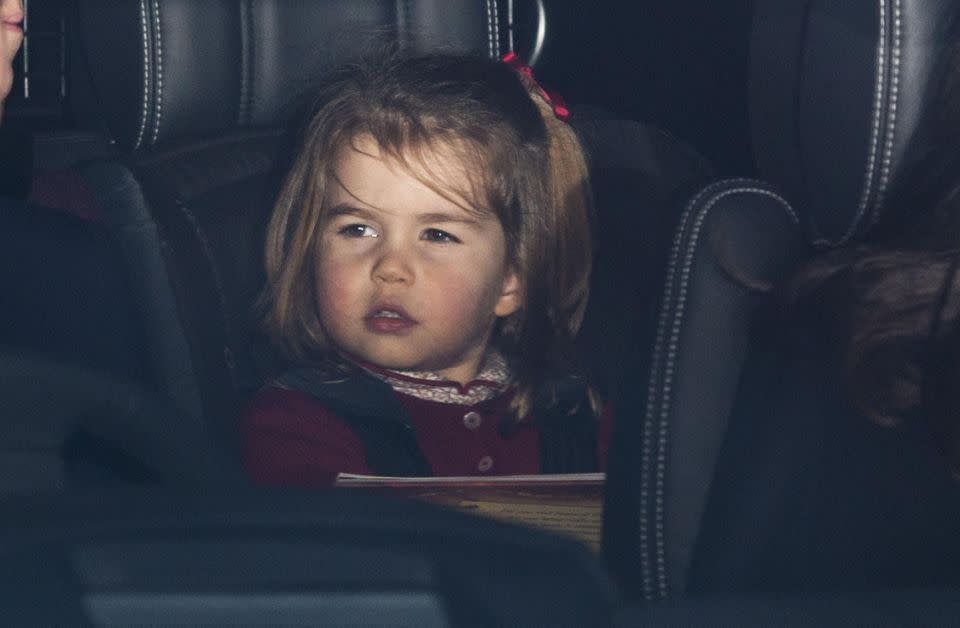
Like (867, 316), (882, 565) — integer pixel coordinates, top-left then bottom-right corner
(335, 472), (605, 552)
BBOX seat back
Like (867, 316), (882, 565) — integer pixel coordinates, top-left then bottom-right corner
(573, 115), (714, 401)
(604, 180), (806, 600)
(74, 1), (520, 153)
(604, 0), (960, 600)
(751, 0), (960, 245)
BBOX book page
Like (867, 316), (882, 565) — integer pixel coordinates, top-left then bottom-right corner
(336, 472), (604, 485)
(455, 499), (603, 553)
(335, 473), (605, 552)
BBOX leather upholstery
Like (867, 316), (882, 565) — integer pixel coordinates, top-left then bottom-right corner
(607, 0), (960, 602)
(77, 0), (513, 151)
(750, 0), (960, 244)
(604, 180), (807, 600)
(573, 115), (713, 401)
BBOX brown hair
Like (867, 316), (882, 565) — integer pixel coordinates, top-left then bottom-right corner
(788, 36), (960, 476)
(790, 240), (960, 476)
(261, 51), (593, 416)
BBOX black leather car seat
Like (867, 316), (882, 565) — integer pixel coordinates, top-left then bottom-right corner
(574, 113), (714, 402)
(603, 0), (960, 601)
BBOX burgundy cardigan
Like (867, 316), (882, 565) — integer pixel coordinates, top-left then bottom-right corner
(242, 381), (613, 487)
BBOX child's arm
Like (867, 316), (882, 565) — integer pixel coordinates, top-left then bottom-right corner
(241, 387), (373, 486)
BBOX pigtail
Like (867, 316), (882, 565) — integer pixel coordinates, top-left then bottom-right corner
(535, 97), (594, 335)
(506, 73), (597, 419)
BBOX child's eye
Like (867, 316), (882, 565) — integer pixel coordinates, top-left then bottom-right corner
(338, 224), (378, 238)
(422, 228), (461, 243)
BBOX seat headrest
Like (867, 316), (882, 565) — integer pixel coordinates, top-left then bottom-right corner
(750, 0), (960, 245)
(75, 0), (512, 152)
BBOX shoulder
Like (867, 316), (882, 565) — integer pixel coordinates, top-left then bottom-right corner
(246, 385), (331, 416)
(531, 374), (608, 425)
(242, 385), (374, 484)
(244, 364), (404, 433)
(242, 385), (369, 462)
(243, 385), (351, 438)
(267, 365), (406, 420)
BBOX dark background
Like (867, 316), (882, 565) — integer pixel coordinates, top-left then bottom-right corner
(529, 0), (755, 175)
(4, 0), (757, 176)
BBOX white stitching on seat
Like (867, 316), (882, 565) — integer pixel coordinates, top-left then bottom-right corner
(136, 0), (150, 150)
(643, 181), (798, 600)
(238, 0), (252, 125)
(485, 0), (495, 58)
(638, 178), (755, 601)
(507, 0), (514, 53)
(395, 0), (410, 48)
(492, 0), (501, 58)
(853, 0), (888, 233)
(873, 0), (901, 222)
(151, 0), (164, 145)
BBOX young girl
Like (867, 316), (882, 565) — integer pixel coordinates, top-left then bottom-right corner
(242, 51), (612, 485)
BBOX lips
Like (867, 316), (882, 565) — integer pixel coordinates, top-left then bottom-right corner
(364, 305), (417, 333)
(2, 17), (23, 35)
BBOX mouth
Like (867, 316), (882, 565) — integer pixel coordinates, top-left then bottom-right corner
(364, 305), (418, 333)
(2, 18), (23, 35)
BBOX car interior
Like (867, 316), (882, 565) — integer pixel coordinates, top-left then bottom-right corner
(2, 0), (960, 625)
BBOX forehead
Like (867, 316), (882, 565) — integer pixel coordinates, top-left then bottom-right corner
(326, 133), (488, 215)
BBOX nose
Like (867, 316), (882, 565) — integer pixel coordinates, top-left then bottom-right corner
(371, 243), (414, 285)
(1, 0), (23, 21)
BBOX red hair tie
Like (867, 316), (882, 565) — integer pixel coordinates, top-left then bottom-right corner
(502, 52), (570, 121)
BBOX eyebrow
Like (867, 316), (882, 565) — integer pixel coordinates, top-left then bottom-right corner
(417, 211), (483, 226)
(325, 203), (483, 227)
(324, 203), (378, 222)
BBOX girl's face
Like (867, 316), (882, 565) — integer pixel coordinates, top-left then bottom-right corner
(0, 0), (23, 120)
(315, 135), (522, 384)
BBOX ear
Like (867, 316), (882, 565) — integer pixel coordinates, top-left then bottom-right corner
(493, 269), (523, 317)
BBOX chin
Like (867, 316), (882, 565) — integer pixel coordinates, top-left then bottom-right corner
(367, 355), (427, 372)
(358, 349), (435, 373)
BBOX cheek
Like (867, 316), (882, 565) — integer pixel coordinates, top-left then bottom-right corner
(425, 257), (508, 321)
(1, 34), (19, 93)
(314, 253), (365, 321)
